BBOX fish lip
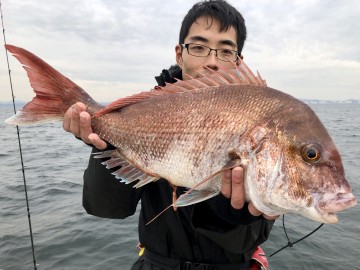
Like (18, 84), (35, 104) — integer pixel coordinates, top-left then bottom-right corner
(317, 212), (338, 224)
(316, 192), (357, 214)
(302, 205), (339, 224)
(306, 192), (357, 224)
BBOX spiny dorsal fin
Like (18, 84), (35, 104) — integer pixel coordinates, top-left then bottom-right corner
(93, 60), (267, 117)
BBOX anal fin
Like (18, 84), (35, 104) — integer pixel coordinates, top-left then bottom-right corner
(93, 150), (160, 188)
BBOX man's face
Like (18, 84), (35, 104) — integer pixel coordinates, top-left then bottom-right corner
(176, 16), (240, 80)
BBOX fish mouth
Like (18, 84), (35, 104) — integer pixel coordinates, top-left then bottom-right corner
(315, 212), (339, 224)
(314, 192), (357, 223)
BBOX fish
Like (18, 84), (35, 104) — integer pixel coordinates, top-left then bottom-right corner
(5, 44), (357, 224)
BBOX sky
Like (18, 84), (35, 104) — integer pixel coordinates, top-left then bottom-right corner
(0, 0), (359, 102)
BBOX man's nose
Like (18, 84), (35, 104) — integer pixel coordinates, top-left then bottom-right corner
(204, 50), (220, 71)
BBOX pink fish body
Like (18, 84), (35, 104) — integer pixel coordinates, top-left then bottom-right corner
(5, 45), (357, 224)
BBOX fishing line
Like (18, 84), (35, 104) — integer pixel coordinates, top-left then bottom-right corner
(269, 214), (324, 257)
(0, 2), (38, 269)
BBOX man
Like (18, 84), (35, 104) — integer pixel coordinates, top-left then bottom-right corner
(63, 1), (276, 269)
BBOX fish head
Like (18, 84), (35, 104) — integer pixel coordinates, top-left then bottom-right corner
(284, 138), (356, 223)
(245, 104), (357, 223)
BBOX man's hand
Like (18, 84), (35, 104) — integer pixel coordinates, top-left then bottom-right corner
(221, 167), (278, 220)
(63, 102), (107, 150)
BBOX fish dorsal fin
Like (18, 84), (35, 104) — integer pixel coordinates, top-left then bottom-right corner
(93, 59), (266, 117)
(93, 150), (160, 188)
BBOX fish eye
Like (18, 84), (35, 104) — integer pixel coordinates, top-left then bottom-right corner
(301, 144), (321, 163)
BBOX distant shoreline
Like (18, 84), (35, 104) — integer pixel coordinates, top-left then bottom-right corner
(302, 99), (360, 104)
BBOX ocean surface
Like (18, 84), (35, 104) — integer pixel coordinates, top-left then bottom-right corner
(0, 103), (359, 270)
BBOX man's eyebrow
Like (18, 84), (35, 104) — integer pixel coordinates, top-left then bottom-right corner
(188, 35), (209, 43)
(188, 36), (237, 49)
(219, 39), (237, 48)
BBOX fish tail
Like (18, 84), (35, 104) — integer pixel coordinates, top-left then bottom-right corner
(5, 44), (97, 126)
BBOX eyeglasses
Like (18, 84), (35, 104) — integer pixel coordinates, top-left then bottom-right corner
(181, 43), (239, 62)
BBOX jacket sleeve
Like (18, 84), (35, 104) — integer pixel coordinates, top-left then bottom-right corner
(191, 197), (274, 259)
(82, 146), (142, 219)
(205, 193), (263, 225)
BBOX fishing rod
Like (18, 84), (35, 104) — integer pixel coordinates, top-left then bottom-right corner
(0, 1), (38, 269)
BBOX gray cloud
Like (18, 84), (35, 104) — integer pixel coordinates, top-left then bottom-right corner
(0, 0), (359, 102)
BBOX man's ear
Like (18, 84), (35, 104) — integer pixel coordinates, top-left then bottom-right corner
(175, 44), (183, 67)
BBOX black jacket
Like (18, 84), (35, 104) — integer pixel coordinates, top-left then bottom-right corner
(82, 66), (274, 268)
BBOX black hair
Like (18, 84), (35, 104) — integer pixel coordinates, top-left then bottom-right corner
(179, 0), (247, 54)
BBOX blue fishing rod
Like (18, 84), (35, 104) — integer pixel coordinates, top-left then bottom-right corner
(0, 1), (38, 269)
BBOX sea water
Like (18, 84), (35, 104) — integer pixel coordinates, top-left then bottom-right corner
(0, 103), (359, 270)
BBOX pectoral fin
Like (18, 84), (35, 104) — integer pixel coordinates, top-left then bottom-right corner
(174, 159), (242, 207)
(146, 159), (243, 225)
(175, 189), (220, 207)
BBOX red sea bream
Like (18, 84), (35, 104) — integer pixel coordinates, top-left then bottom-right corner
(5, 45), (357, 224)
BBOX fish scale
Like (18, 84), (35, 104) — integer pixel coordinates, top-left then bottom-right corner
(92, 85), (287, 199)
